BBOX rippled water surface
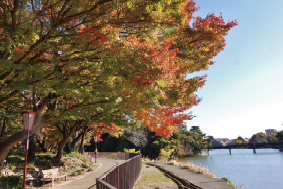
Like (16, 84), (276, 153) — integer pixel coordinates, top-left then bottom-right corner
(180, 149), (283, 189)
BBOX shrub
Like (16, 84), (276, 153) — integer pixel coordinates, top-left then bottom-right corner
(44, 155), (52, 159)
(87, 168), (93, 171)
(71, 172), (76, 176)
(76, 170), (82, 175)
(0, 175), (23, 189)
(81, 163), (89, 168)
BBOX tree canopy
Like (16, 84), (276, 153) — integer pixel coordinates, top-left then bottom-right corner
(0, 0), (237, 166)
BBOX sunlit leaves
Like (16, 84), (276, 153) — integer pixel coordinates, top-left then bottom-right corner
(0, 0), (237, 144)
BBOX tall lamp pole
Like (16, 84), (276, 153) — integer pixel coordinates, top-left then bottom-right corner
(94, 136), (98, 163)
(22, 112), (36, 188)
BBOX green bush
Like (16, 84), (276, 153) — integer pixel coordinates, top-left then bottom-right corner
(87, 168), (93, 171)
(44, 155), (52, 159)
(71, 172), (76, 176)
(81, 163), (89, 168)
(0, 175), (23, 189)
(76, 170), (82, 175)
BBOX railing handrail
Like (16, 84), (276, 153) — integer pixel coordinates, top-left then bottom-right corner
(96, 153), (141, 189)
(97, 179), (116, 189)
(98, 153), (140, 180)
(99, 165), (118, 181)
(209, 142), (283, 149)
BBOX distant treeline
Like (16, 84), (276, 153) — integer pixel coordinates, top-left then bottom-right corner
(85, 126), (214, 159)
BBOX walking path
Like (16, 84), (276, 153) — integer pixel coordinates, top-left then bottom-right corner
(147, 162), (234, 189)
(48, 158), (124, 189)
(47, 158), (233, 189)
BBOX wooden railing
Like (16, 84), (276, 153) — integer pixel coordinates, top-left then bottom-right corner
(87, 152), (138, 160)
(96, 154), (142, 189)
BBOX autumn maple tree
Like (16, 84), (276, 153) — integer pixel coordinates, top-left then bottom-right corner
(0, 0), (237, 168)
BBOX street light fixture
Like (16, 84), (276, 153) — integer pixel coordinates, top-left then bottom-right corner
(22, 111), (36, 188)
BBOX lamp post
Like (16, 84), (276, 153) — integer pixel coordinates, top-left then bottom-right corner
(94, 136), (98, 163)
(22, 112), (36, 188)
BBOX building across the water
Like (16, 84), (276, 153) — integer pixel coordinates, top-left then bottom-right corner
(265, 129), (277, 135)
(212, 137), (249, 147)
(212, 138), (231, 147)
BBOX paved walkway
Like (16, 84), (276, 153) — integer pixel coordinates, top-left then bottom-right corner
(49, 158), (124, 189)
(147, 162), (234, 189)
(46, 158), (233, 189)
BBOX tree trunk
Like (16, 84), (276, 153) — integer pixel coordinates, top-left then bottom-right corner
(0, 130), (27, 170)
(36, 136), (47, 153)
(70, 130), (85, 152)
(56, 132), (75, 160)
(0, 101), (47, 170)
(28, 134), (36, 160)
(1, 119), (6, 138)
(79, 127), (88, 154)
(56, 122), (80, 159)
(64, 140), (72, 153)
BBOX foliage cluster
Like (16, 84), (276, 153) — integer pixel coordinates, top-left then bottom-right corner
(124, 148), (140, 154)
(275, 131), (283, 142)
(0, 175), (23, 189)
(249, 132), (277, 143)
(0, 0), (236, 168)
(88, 126), (213, 159)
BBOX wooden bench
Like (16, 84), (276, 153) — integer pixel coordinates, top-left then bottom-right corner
(42, 168), (67, 187)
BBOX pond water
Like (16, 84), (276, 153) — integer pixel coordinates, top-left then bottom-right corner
(180, 149), (283, 189)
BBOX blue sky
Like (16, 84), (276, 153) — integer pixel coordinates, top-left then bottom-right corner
(185, 0), (283, 139)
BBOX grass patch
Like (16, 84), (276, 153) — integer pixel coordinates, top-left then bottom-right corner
(166, 162), (174, 165)
(64, 152), (89, 163)
(134, 163), (178, 189)
(162, 160), (216, 178)
(221, 177), (238, 189)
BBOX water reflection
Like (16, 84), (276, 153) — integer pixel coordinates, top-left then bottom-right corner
(179, 149), (283, 189)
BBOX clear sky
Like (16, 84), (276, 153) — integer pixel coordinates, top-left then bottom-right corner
(185, 0), (283, 139)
